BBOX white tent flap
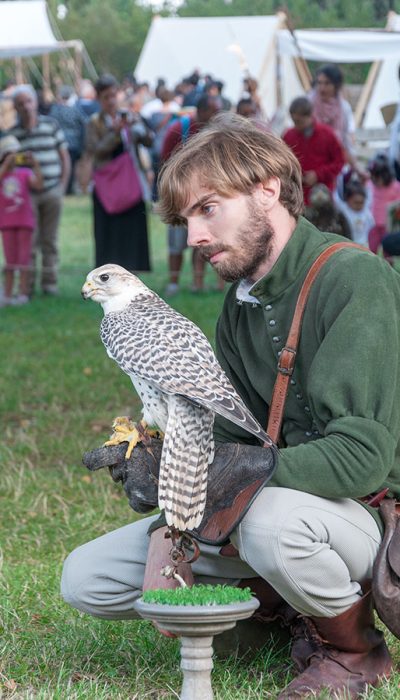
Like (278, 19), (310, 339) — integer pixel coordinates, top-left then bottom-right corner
(0, 0), (61, 58)
(278, 29), (400, 63)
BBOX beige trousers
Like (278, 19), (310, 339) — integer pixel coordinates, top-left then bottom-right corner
(31, 184), (64, 293)
(61, 487), (381, 620)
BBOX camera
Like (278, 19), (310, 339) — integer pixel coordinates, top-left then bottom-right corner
(118, 108), (129, 118)
(14, 153), (30, 166)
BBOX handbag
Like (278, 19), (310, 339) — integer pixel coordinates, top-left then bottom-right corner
(93, 143), (142, 215)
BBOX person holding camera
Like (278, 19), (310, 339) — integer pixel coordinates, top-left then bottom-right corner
(9, 84), (70, 297)
(84, 74), (152, 272)
(0, 135), (43, 306)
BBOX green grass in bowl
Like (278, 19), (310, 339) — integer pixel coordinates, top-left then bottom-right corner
(142, 584), (253, 606)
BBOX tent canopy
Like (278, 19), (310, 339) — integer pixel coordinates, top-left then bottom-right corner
(278, 28), (400, 63)
(135, 14), (306, 122)
(136, 13), (400, 129)
(0, 0), (80, 58)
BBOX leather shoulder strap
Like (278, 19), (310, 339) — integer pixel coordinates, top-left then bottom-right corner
(266, 241), (364, 445)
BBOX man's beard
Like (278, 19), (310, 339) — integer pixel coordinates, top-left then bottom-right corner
(199, 202), (275, 282)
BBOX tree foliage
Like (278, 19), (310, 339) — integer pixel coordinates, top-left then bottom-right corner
(2, 0), (399, 83)
(49, 0), (153, 78)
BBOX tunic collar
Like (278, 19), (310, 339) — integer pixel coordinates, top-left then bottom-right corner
(241, 216), (337, 303)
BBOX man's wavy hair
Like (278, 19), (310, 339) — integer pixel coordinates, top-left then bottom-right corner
(157, 114), (303, 225)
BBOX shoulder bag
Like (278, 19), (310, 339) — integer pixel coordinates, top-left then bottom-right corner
(93, 127), (142, 215)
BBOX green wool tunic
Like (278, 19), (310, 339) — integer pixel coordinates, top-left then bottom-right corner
(213, 217), (400, 504)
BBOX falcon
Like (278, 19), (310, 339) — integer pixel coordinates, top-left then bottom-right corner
(82, 264), (273, 531)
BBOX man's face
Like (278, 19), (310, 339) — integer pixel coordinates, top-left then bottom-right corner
(347, 193), (366, 212)
(14, 91), (37, 124)
(237, 103), (257, 119)
(99, 86), (118, 115)
(197, 97), (222, 124)
(290, 112), (313, 133)
(180, 181), (274, 282)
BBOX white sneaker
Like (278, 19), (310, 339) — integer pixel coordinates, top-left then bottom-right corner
(165, 282), (179, 296)
(0, 296), (13, 307)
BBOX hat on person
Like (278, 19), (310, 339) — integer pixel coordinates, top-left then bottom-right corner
(58, 84), (74, 100)
(0, 134), (20, 159)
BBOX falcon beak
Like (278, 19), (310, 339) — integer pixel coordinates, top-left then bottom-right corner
(81, 280), (95, 299)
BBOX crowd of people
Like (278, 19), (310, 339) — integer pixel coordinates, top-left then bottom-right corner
(1, 64), (400, 306)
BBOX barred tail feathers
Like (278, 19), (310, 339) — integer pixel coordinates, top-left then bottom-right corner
(158, 396), (213, 531)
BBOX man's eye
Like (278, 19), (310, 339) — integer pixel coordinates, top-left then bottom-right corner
(202, 204), (214, 215)
(100, 274), (109, 282)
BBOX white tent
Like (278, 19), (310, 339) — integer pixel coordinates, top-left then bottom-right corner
(135, 13), (309, 123)
(137, 14), (400, 130)
(278, 22), (400, 128)
(0, 0), (81, 59)
(360, 12), (400, 128)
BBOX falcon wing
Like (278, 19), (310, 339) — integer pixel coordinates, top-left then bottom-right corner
(101, 296), (271, 445)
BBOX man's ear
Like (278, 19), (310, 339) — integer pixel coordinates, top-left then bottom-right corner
(255, 177), (281, 210)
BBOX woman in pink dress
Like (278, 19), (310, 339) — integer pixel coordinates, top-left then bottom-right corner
(0, 135), (43, 305)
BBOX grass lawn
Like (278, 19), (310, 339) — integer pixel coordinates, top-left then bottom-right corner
(1, 197), (400, 699)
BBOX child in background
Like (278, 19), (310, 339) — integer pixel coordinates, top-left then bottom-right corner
(305, 184), (351, 238)
(367, 153), (400, 258)
(0, 135), (43, 306)
(334, 181), (374, 247)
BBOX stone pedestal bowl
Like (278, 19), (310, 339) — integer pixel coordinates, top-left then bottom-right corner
(134, 596), (260, 700)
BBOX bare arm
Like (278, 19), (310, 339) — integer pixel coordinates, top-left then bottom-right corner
(0, 153), (14, 179)
(26, 154), (43, 191)
(59, 147), (71, 193)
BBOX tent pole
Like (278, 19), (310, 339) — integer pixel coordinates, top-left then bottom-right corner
(42, 53), (51, 93)
(282, 7), (312, 91)
(74, 43), (83, 94)
(354, 61), (382, 128)
(15, 56), (24, 84)
(354, 11), (397, 129)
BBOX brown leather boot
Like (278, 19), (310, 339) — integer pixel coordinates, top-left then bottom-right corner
(239, 578), (318, 674)
(278, 588), (392, 699)
(214, 578), (294, 658)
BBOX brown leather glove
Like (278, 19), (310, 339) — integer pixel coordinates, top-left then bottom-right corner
(83, 439), (277, 545)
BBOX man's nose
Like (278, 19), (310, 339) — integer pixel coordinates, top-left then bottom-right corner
(187, 219), (210, 248)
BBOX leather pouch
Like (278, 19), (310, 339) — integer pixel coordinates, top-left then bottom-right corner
(372, 498), (400, 639)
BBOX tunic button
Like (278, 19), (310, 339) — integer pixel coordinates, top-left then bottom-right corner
(304, 406), (310, 413)
(269, 319), (276, 326)
(277, 350), (282, 357)
(290, 379), (296, 385)
(296, 393), (303, 400)
(265, 304), (272, 310)
(305, 431), (312, 437)
(272, 336), (280, 342)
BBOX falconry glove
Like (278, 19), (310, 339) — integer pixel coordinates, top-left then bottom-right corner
(83, 441), (162, 514)
(83, 438), (277, 545)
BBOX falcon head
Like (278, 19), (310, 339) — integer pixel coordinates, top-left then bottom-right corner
(82, 264), (152, 313)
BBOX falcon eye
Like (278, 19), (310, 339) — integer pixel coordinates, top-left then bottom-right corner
(99, 274), (109, 282)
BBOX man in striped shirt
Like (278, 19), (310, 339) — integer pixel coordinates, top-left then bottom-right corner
(9, 85), (70, 295)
